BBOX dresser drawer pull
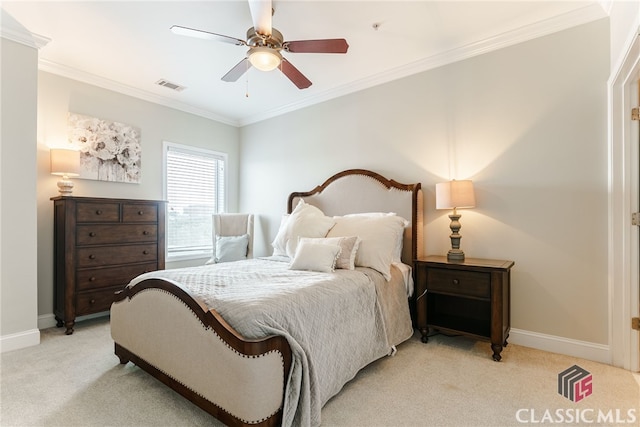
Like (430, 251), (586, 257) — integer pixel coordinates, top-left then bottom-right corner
(89, 232), (96, 237)
(89, 254), (96, 260)
(143, 230), (149, 235)
(90, 299), (96, 305)
(452, 279), (459, 285)
(138, 210), (144, 215)
(90, 276), (96, 282)
(143, 250), (149, 255)
(96, 210), (103, 215)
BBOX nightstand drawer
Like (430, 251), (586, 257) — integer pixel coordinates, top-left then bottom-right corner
(428, 268), (490, 298)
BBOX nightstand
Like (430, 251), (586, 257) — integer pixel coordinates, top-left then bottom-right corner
(415, 255), (514, 361)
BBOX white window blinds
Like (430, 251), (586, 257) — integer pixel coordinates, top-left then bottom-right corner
(164, 142), (226, 259)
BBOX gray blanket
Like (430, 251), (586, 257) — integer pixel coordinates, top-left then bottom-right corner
(129, 258), (413, 426)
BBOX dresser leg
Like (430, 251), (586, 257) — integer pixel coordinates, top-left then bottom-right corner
(55, 316), (63, 328)
(491, 343), (502, 361)
(419, 327), (429, 343)
(64, 321), (75, 335)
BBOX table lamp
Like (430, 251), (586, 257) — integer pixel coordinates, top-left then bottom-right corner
(50, 148), (80, 195)
(436, 179), (476, 261)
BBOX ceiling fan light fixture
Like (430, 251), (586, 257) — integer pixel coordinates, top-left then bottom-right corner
(248, 47), (282, 71)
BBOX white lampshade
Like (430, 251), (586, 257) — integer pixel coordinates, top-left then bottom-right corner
(50, 148), (80, 195)
(50, 148), (80, 177)
(435, 180), (476, 210)
(248, 47), (282, 71)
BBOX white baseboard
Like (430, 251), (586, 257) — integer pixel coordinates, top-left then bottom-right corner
(509, 328), (611, 364)
(3, 318), (613, 364)
(0, 328), (40, 353)
(38, 311), (110, 330)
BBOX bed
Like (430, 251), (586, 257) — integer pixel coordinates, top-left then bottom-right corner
(110, 168), (424, 426)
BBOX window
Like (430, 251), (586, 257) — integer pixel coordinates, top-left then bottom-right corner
(163, 141), (226, 260)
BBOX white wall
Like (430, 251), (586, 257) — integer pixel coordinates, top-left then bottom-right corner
(36, 72), (241, 327)
(240, 20), (611, 348)
(0, 38), (40, 350)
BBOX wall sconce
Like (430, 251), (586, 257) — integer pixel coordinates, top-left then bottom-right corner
(436, 179), (476, 261)
(50, 148), (80, 195)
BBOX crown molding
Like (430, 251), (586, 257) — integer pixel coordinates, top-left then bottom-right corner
(239, 2), (607, 126)
(38, 59), (240, 127)
(36, 2), (607, 128)
(1, 26), (50, 50)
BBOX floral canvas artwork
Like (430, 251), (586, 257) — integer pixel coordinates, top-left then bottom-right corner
(68, 113), (141, 183)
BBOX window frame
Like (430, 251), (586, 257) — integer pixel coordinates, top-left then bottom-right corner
(162, 140), (228, 262)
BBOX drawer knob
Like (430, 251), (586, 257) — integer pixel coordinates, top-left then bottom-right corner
(89, 254), (96, 260)
(143, 230), (149, 235)
(89, 232), (96, 237)
(452, 279), (459, 285)
(90, 299), (96, 304)
(96, 210), (103, 215)
(90, 276), (96, 282)
(138, 210), (144, 215)
(143, 250), (149, 255)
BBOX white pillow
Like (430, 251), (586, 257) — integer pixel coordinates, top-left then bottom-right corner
(342, 212), (407, 262)
(271, 214), (290, 257)
(214, 234), (249, 263)
(298, 236), (361, 270)
(327, 214), (408, 280)
(271, 200), (335, 258)
(289, 241), (341, 273)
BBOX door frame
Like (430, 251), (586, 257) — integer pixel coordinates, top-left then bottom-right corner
(609, 30), (640, 371)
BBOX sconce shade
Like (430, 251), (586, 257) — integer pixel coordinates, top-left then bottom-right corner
(436, 180), (476, 210)
(248, 47), (282, 71)
(50, 148), (80, 177)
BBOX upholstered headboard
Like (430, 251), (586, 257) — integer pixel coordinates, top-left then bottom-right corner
(288, 169), (423, 266)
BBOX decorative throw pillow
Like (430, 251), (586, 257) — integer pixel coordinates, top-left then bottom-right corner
(214, 234), (249, 263)
(271, 200), (335, 258)
(289, 241), (341, 273)
(298, 236), (361, 270)
(327, 214), (408, 280)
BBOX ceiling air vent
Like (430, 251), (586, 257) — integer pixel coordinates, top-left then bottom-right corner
(155, 79), (186, 92)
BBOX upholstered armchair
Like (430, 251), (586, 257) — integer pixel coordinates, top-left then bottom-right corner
(207, 213), (254, 264)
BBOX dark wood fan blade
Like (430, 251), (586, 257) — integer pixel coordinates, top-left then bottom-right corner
(248, 0), (272, 36)
(280, 58), (312, 89)
(221, 58), (252, 82)
(284, 39), (349, 54)
(170, 25), (246, 46)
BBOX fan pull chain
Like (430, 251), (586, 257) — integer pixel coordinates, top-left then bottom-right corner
(245, 59), (250, 98)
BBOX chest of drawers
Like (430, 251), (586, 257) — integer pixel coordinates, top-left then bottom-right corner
(51, 196), (166, 334)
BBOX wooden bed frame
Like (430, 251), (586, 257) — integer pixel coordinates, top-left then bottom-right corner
(111, 169), (423, 426)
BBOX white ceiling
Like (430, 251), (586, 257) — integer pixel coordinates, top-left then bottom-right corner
(2, 1), (607, 126)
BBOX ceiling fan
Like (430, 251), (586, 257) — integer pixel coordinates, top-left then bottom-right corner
(170, 0), (349, 89)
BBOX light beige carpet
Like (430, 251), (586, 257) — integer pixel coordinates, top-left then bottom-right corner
(1, 317), (638, 426)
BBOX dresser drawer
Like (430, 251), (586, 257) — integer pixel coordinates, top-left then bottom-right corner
(77, 202), (120, 222)
(76, 288), (119, 315)
(76, 262), (157, 291)
(123, 204), (158, 222)
(77, 244), (158, 267)
(428, 268), (490, 298)
(77, 224), (158, 245)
